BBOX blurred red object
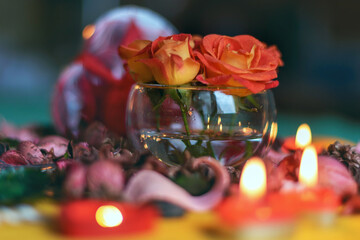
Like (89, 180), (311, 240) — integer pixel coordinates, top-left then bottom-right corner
(52, 6), (176, 137)
(60, 200), (158, 237)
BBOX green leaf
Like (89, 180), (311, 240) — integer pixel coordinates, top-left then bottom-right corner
(173, 172), (212, 196)
(0, 138), (20, 148)
(185, 143), (212, 158)
(145, 88), (166, 110)
(244, 141), (253, 159)
(246, 95), (260, 108)
(0, 167), (55, 205)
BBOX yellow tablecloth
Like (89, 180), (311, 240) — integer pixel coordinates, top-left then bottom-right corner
(1, 200), (360, 240)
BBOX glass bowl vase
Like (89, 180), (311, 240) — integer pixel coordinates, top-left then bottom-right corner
(126, 83), (277, 167)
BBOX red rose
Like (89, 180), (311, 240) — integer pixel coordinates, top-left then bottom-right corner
(195, 34), (283, 95)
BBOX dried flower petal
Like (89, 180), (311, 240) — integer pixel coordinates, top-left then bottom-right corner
(123, 156), (230, 211)
(64, 163), (87, 199)
(87, 160), (125, 199)
(38, 136), (69, 158)
(318, 156), (357, 196)
(17, 141), (44, 165)
(0, 150), (29, 166)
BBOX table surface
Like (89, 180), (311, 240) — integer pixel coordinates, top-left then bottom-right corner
(0, 200), (360, 240)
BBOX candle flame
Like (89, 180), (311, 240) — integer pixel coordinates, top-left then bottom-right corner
(96, 205), (123, 228)
(299, 145), (318, 187)
(82, 24), (95, 40)
(240, 157), (267, 200)
(295, 123), (312, 149)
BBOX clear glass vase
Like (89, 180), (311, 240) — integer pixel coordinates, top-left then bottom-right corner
(126, 83), (277, 167)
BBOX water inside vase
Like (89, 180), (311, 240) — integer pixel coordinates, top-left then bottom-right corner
(140, 130), (264, 166)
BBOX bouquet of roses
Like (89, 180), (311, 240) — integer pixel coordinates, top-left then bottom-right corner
(119, 33), (283, 95)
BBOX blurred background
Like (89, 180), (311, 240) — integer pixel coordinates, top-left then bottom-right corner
(0, 0), (359, 141)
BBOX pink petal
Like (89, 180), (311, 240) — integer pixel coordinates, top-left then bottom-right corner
(123, 156), (230, 211)
(318, 156), (357, 196)
(355, 143), (360, 154)
(17, 141), (44, 165)
(38, 136), (69, 158)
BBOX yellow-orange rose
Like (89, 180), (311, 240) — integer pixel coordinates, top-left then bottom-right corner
(119, 34), (200, 85)
(118, 40), (153, 83)
(144, 34), (200, 85)
(195, 34), (283, 94)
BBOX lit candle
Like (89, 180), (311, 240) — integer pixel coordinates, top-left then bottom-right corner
(280, 146), (340, 226)
(298, 146), (340, 225)
(216, 157), (295, 238)
(59, 200), (158, 237)
(282, 123), (352, 153)
(298, 145), (318, 187)
(282, 123), (312, 152)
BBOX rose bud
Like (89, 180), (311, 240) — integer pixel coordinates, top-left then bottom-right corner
(118, 40), (153, 83)
(355, 143), (360, 154)
(0, 150), (29, 166)
(318, 156), (357, 196)
(56, 158), (74, 171)
(82, 122), (107, 149)
(17, 141), (44, 165)
(87, 160), (124, 199)
(73, 142), (97, 163)
(113, 149), (134, 165)
(64, 162), (87, 199)
(98, 143), (114, 160)
(38, 136), (69, 158)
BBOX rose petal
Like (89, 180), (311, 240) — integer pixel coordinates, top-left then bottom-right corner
(123, 156), (230, 211)
(231, 76), (266, 93)
(237, 70), (278, 81)
(233, 35), (266, 52)
(201, 34), (222, 58)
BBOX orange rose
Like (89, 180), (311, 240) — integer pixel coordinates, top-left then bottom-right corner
(195, 34), (283, 94)
(120, 34), (200, 85)
(144, 34), (200, 85)
(118, 40), (153, 83)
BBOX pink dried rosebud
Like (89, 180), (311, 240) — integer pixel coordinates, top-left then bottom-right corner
(64, 163), (87, 199)
(82, 122), (107, 148)
(355, 143), (360, 154)
(17, 141), (44, 165)
(38, 135), (69, 158)
(56, 158), (74, 171)
(87, 160), (124, 199)
(0, 121), (39, 142)
(318, 156), (357, 196)
(0, 150), (29, 166)
(73, 142), (97, 163)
